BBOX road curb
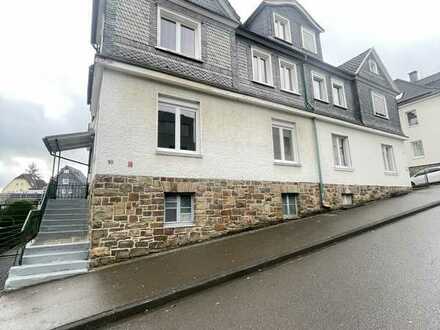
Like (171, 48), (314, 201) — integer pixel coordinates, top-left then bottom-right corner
(58, 200), (440, 330)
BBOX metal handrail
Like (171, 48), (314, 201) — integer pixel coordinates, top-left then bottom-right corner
(0, 178), (57, 257)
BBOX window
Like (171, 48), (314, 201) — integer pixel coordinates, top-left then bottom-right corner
(272, 121), (299, 164)
(252, 48), (273, 86)
(301, 26), (317, 53)
(332, 134), (352, 168)
(342, 194), (354, 206)
(411, 140), (425, 158)
(157, 96), (199, 154)
(369, 59), (379, 74)
(164, 194), (194, 227)
(282, 193), (298, 218)
(279, 59), (299, 94)
(331, 79), (347, 108)
(371, 92), (389, 118)
(62, 178), (69, 185)
(273, 13), (292, 43)
(158, 8), (201, 59)
(312, 72), (328, 102)
(64, 169), (70, 174)
(382, 144), (397, 173)
(407, 110), (418, 126)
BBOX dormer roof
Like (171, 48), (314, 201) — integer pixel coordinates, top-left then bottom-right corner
(244, 0), (324, 32)
(187, 0), (241, 23)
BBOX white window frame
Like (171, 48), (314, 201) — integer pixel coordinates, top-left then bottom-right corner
(381, 144), (397, 174)
(62, 178), (69, 185)
(282, 193), (298, 219)
(371, 92), (389, 119)
(301, 26), (318, 54)
(279, 58), (300, 94)
(311, 71), (329, 103)
(272, 120), (300, 166)
(342, 193), (354, 206)
(164, 194), (195, 228)
(369, 59), (379, 74)
(251, 47), (274, 86)
(331, 78), (348, 109)
(411, 140), (425, 159)
(406, 110), (419, 127)
(273, 13), (292, 43)
(157, 7), (202, 60)
(332, 134), (353, 170)
(156, 95), (201, 157)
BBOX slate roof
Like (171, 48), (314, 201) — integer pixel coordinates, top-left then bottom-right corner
(338, 49), (371, 74)
(187, 0), (240, 23)
(394, 79), (440, 104)
(13, 174), (47, 190)
(417, 72), (440, 89)
(57, 166), (87, 184)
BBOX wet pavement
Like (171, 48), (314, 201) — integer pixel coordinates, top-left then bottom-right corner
(105, 206), (440, 330)
(1, 186), (440, 330)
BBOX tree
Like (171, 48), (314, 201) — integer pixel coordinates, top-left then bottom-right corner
(26, 162), (40, 178)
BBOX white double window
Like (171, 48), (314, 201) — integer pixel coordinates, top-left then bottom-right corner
(312, 72), (329, 102)
(382, 144), (397, 173)
(331, 79), (347, 109)
(372, 92), (389, 119)
(164, 194), (194, 228)
(272, 121), (299, 164)
(279, 59), (299, 94)
(158, 7), (201, 60)
(273, 13), (292, 43)
(252, 48), (273, 86)
(157, 96), (199, 154)
(332, 134), (352, 169)
(411, 140), (425, 158)
(369, 59), (379, 74)
(301, 26), (317, 53)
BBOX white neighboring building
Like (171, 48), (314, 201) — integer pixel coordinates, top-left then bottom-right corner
(396, 71), (440, 176)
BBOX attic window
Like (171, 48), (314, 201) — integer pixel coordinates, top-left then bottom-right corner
(369, 60), (379, 74)
(371, 92), (389, 119)
(301, 26), (317, 54)
(273, 13), (292, 43)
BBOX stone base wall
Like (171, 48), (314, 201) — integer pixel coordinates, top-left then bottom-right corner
(89, 175), (409, 268)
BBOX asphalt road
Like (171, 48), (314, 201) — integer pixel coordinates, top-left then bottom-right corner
(104, 206), (440, 330)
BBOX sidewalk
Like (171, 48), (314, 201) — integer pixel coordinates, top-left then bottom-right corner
(0, 249), (19, 290)
(1, 186), (440, 330)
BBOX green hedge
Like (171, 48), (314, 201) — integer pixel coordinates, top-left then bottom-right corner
(0, 201), (35, 227)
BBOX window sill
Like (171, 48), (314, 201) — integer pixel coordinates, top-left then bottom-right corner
(281, 88), (301, 96)
(156, 149), (203, 159)
(164, 222), (195, 229)
(314, 98), (329, 104)
(374, 113), (390, 120)
(252, 80), (274, 88)
(413, 156), (425, 160)
(274, 36), (293, 45)
(274, 160), (302, 167)
(334, 104), (348, 110)
(155, 46), (203, 63)
(283, 215), (299, 220)
(334, 166), (354, 173)
(385, 171), (399, 176)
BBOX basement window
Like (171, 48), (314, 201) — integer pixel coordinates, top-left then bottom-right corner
(282, 193), (298, 218)
(164, 193), (194, 228)
(342, 194), (354, 206)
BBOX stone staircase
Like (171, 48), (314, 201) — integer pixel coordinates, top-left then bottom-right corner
(5, 199), (90, 290)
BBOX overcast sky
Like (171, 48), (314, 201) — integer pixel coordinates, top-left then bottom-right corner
(0, 0), (439, 190)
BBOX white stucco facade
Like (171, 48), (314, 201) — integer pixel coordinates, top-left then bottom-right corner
(90, 66), (410, 188)
(399, 95), (440, 170)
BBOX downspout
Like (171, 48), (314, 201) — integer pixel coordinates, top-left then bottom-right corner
(300, 59), (329, 209)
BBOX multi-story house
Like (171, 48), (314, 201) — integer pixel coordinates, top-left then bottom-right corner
(395, 71), (440, 176)
(84, 0), (410, 267)
(56, 166), (87, 199)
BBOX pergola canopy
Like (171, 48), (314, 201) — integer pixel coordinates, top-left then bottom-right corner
(43, 131), (94, 153)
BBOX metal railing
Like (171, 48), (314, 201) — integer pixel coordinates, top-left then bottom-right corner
(0, 179), (56, 256)
(55, 183), (87, 200)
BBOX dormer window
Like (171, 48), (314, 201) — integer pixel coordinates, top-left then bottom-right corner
(371, 92), (389, 119)
(301, 26), (317, 54)
(273, 13), (292, 43)
(158, 7), (201, 60)
(331, 79), (347, 109)
(369, 59), (379, 74)
(312, 71), (329, 102)
(251, 48), (273, 86)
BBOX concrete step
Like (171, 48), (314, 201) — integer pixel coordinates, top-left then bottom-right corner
(47, 200), (88, 208)
(45, 208), (88, 215)
(22, 250), (89, 265)
(43, 214), (88, 221)
(5, 268), (88, 290)
(39, 224), (89, 232)
(36, 230), (88, 242)
(8, 260), (88, 277)
(24, 242), (90, 256)
(41, 219), (88, 226)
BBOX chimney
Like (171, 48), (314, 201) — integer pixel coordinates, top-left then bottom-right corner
(409, 71), (419, 82)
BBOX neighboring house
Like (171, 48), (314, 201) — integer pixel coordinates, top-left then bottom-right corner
(56, 166), (87, 199)
(77, 0), (410, 267)
(1, 174), (46, 194)
(395, 71), (440, 176)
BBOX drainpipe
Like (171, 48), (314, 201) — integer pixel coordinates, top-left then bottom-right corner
(300, 60), (329, 209)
